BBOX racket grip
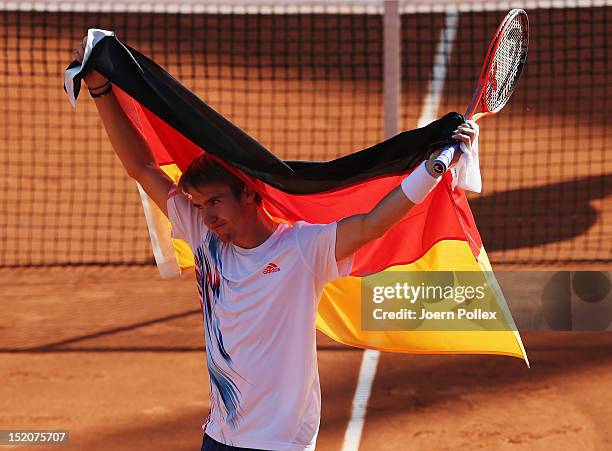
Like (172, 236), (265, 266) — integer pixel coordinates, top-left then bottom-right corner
(431, 143), (461, 175)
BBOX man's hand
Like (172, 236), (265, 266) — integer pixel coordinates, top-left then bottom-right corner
(71, 36), (173, 216)
(336, 120), (480, 262)
(72, 36), (107, 88)
(425, 121), (478, 175)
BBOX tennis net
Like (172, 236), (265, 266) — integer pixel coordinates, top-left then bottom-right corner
(0, 0), (609, 267)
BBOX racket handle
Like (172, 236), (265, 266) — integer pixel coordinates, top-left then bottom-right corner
(431, 143), (461, 175)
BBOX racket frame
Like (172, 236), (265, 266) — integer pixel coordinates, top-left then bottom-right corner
(431, 9), (529, 175)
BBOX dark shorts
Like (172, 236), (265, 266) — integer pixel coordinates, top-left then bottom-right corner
(201, 434), (266, 451)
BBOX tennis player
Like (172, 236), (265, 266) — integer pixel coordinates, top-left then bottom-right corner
(73, 41), (477, 451)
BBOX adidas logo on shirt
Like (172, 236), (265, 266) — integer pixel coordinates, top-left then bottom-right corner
(263, 262), (281, 275)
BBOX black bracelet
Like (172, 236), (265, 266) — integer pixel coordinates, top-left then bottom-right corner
(87, 79), (110, 92)
(88, 79), (110, 91)
(90, 83), (113, 98)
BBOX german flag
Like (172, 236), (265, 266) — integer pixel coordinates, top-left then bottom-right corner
(66, 31), (527, 364)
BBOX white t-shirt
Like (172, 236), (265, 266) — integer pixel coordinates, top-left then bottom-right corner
(167, 186), (353, 450)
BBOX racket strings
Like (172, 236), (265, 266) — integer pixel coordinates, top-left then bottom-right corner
(485, 15), (528, 112)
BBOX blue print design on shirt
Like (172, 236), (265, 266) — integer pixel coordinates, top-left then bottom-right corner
(195, 232), (242, 429)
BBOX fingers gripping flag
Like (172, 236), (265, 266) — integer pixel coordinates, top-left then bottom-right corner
(65, 30), (528, 364)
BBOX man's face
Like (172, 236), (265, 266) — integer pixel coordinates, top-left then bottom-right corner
(186, 183), (248, 243)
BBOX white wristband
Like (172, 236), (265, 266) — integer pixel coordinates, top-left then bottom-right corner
(400, 161), (442, 204)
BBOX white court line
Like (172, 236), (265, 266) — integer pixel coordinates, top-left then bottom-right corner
(340, 349), (380, 451)
(340, 11), (457, 451)
(418, 10), (459, 127)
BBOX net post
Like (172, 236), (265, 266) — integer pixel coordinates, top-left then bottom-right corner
(383, 0), (401, 139)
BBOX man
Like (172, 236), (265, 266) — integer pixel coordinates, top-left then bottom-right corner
(73, 41), (477, 451)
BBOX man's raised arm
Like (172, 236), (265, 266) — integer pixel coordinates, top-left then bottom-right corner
(335, 122), (477, 262)
(72, 39), (173, 216)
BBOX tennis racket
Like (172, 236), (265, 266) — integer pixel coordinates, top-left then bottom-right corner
(432, 9), (529, 175)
